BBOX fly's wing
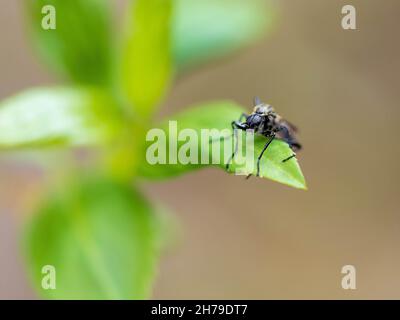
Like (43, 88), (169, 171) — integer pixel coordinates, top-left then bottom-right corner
(276, 120), (301, 151)
(282, 119), (298, 133)
(253, 96), (262, 106)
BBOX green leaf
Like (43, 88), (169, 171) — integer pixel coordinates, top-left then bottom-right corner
(24, 176), (162, 299)
(138, 101), (306, 189)
(227, 134), (306, 189)
(25, 0), (112, 85)
(120, 0), (173, 118)
(0, 87), (121, 149)
(172, 0), (275, 71)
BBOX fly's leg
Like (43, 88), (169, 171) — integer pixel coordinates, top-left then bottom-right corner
(277, 126), (300, 163)
(282, 154), (296, 162)
(247, 134), (275, 179)
(281, 142), (300, 163)
(226, 122), (240, 171)
(209, 112), (246, 143)
(225, 114), (247, 172)
(238, 112), (247, 123)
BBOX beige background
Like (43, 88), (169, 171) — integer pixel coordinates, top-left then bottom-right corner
(1, 0), (400, 299)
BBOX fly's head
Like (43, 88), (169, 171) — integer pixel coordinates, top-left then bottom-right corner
(245, 103), (275, 132)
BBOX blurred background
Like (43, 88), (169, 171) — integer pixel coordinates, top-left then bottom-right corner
(1, 0), (400, 299)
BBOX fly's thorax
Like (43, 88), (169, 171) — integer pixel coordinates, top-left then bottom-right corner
(253, 103), (274, 115)
(274, 114), (282, 122)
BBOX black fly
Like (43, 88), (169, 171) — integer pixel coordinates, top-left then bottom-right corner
(226, 97), (302, 178)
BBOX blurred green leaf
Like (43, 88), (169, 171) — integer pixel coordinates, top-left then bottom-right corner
(0, 87), (122, 149)
(138, 101), (306, 189)
(172, 0), (275, 71)
(24, 177), (162, 299)
(153, 203), (181, 254)
(120, 0), (172, 118)
(25, 0), (112, 85)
